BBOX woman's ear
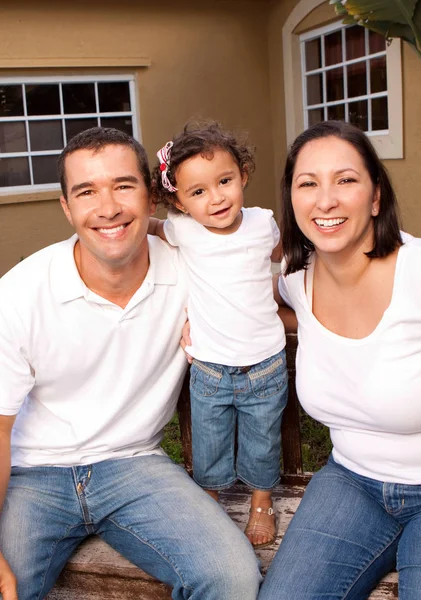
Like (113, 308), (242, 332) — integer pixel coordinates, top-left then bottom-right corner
(372, 185), (380, 216)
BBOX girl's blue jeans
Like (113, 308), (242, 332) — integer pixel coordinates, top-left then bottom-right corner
(259, 455), (421, 599)
(0, 454), (261, 600)
(190, 348), (288, 490)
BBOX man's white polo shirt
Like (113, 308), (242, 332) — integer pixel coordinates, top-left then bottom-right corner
(0, 235), (189, 467)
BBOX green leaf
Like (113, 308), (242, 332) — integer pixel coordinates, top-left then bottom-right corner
(337, 0), (417, 25)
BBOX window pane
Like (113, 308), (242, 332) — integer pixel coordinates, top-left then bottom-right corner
(326, 68), (344, 102)
(306, 74), (323, 105)
(349, 100), (368, 130)
(0, 85), (24, 117)
(0, 122), (27, 153)
(372, 97), (388, 130)
(98, 82), (131, 112)
(369, 30), (386, 54)
(26, 84), (60, 116)
(29, 120), (63, 151)
(328, 104), (345, 121)
(325, 30), (342, 66)
(347, 61), (367, 98)
(32, 155), (59, 184)
(0, 156), (30, 186)
(305, 38), (321, 71)
(370, 57), (387, 93)
(66, 118), (98, 141)
(63, 83), (96, 114)
(308, 108), (324, 126)
(345, 26), (365, 60)
(100, 117), (133, 136)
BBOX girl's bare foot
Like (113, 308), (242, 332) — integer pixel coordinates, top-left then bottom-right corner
(245, 489), (276, 548)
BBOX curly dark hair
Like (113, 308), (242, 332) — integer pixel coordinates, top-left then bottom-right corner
(151, 121), (255, 209)
(281, 120), (402, 275)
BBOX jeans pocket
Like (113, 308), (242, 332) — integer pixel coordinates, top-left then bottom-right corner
(249, 353), (287, 399)
(190, 360), (223, 397)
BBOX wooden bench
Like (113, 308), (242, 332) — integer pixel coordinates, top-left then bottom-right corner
(46, 335), (398, 599)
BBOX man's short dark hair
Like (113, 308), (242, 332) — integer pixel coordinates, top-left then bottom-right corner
(58, 127), (151, 200)
(281, 120), (402, 275)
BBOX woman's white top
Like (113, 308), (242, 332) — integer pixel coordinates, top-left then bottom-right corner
(278, 237), (421, 484)
(164, 207), (286, 366)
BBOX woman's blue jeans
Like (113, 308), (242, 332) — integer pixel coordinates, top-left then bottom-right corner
(0, 454), (261, 600)
(259, 456), (421, 599)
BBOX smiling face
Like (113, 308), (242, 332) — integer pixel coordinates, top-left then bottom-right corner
(291, 136), (380, 258)
(60, 144), (154, 275)
(173, 149), (247, 235)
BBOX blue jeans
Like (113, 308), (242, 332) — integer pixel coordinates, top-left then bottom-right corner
(190, 349), (288, 490)
(0, 454), (261, 600)
(259, 456), (421, 599)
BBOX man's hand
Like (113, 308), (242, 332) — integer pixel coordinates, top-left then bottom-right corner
(180, 317), (193, 364)
(0, 552), (18, 600)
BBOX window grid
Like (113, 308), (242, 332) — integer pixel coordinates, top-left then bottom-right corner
(0, 75), (138, 192)
(301, 23), (388, 135)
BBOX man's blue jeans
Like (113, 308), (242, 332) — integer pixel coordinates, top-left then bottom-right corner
(0, 454), (261, 600)
(259, 456), (421, 599)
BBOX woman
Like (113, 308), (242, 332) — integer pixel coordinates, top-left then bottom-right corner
(259, 121), (421, 600)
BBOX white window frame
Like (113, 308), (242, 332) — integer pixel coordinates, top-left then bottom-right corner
(282, 0), (403, 159)
(0, 74), (140, 195)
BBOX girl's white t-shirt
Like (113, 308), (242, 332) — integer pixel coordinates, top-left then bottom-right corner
(164, 207), (286, 366)
(278, 237), (421, 484)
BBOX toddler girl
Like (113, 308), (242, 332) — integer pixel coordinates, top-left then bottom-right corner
(149, 122), (288, 548)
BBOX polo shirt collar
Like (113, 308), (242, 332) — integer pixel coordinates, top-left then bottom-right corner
(51, 234), (178, 304)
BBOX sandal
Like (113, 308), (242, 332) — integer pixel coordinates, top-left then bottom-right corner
(245, 506), (277, 549)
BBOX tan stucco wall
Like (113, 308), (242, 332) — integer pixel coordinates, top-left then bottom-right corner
(0, 0), (274, 275)
(268, 0), (421, 238)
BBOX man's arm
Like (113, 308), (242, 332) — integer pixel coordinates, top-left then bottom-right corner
(148, 217), (168, 242)
(0, 414), (18, 600)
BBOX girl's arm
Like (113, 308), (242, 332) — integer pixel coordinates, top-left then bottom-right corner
(148, 217), (168, 242)
(273, 273), (298, 333)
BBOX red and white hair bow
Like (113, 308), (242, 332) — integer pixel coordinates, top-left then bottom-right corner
(157, 141), (178, 192)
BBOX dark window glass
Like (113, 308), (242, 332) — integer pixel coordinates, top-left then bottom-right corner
(328, 104), (345, 121)
(326, 67), (344, 102)
(372, 97), (388, 130)
(370, 57), (387, 93)
(306, 74), (323, 105)
(0, 122), (27, 153)
(62, 83), (96, 114)
(346, 26), (365, 60)
(369, 30), (386, 54)
(100, 117), (133, 136)
(347, 61), (367, 98)
(26, 84), (60, 116)
(325, 30), (342, 66)
(98, 82), (130, 112)
(308, 108), (324, 126)
(305, 38), (321, 71)
(66, 118), (98, 141)
(32, 155), (59, 184)
(0, 85), (24, 117)
(349, 99), (368, 130)
(0, 157), (30, 186)
(29, 120), (63, 151)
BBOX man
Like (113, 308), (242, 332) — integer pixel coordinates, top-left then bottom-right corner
(0, 128), (261, 600)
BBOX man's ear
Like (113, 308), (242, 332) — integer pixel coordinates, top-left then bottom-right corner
(60, 196), (74, 227)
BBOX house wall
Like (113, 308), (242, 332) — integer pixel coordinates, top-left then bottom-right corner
(268, 0), (421, 238)
(0, 0), (274, 275)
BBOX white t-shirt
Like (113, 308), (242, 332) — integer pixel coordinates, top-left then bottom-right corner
(164, 207), (286, 366)
(278, 237), (421, 484)
(0, 235), (189, 467)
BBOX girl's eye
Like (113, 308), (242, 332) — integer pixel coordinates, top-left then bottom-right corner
(192, 188), (204, 197)
(220, 177), (231, 185)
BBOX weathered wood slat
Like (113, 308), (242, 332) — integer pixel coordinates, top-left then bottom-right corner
(46, 484), (398, 599)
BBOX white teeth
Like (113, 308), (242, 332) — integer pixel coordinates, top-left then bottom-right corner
(314, 218), (346, 228)
(97, 224), (126, 234)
